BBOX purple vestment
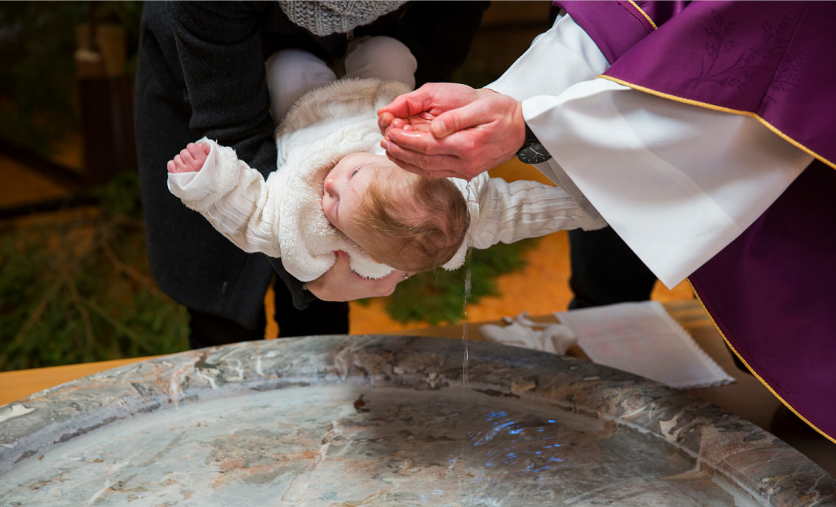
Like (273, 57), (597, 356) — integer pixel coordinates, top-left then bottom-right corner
(556, 1), (836, 442)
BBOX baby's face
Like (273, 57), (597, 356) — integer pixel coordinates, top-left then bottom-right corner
(322, 152), (400, 246)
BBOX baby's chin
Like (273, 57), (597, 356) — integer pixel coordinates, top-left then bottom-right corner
(321, 201), (338, 230)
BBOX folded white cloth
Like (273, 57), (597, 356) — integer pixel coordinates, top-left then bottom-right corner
(555, 301), (734, 389)
(480, 311), (578, 355)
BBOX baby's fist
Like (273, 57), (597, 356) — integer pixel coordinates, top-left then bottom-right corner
(167, 143), (211, 173)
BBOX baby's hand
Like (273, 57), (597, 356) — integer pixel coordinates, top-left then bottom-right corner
(167, 143), (211, 173)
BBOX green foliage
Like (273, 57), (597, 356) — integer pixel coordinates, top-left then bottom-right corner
(386, 238), (540, 326)
(93, 169), (143, 220)
(0, 172), (188, 372)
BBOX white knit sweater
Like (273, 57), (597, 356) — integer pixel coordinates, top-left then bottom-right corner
(168, 78), (605, 282)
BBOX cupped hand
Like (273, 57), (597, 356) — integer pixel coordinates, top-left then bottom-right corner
(377, 83), (494, 136)
(384, 113), (435, 135)
(380, 93), (527, 181)
(305, 251), (412, 302)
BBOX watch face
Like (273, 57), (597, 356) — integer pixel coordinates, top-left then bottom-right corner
(517, 143), (552, 165)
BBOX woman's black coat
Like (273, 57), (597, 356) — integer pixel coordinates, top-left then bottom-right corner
(135, 1), (488, 329)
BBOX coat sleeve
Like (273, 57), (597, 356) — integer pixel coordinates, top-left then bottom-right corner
(166, 3), (277, 176)
(170, 139), (284, 259)
(469, 177), (607, 250)
(166, 2), (308, 304)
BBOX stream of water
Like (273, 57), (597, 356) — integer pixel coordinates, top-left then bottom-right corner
(461, 182), (475, 386)
(456, 184), (476, 506)
(461, 247), (472, 385)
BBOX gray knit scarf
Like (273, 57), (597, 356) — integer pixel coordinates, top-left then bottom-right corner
(279, 1), (407, 37)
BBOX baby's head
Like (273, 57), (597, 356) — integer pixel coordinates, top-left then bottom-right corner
(322, 152), (469, 272)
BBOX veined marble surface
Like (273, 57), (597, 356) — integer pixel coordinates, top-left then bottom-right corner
(1, 335), (833, 506)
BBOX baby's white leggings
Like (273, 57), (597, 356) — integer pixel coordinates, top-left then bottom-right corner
(265, 37), (417, 123)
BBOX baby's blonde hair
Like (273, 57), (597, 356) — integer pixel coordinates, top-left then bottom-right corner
(350, 168), (469, 273)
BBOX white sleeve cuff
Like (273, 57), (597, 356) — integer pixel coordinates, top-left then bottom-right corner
(483, 9), (812, 288)
(482, 13), (609, 226)
(167, 138), (221, 203)
(486, 14), (608, 100)
(523, 79), (813, 288)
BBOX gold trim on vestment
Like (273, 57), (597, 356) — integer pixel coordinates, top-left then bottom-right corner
(597, 75), (836, 171)
(626, 1), (658, 30)
(608, 0), (835, 445)
(687, 279), (836, 445)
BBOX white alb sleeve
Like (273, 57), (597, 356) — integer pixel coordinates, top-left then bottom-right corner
(486, 13), (610, 223)
(487, 13), (812, 288)
(523, 79), (812, 289)
(168, 138), (284, 258)
(469, 177), (607, 250)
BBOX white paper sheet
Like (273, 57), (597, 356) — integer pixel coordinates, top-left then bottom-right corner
(555, 301), (734, 389)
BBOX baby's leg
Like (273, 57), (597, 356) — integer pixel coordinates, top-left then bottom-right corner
(344, 37), (417, 90)
(265, 49), (337, 123)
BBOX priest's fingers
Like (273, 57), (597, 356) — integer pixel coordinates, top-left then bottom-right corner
(385, 95), (523, 156)
(383, 129), (456, 157)
(382, 136), (456, 169)
(430, 94), (520, 138)
(384, 151), (471, 180)
(383, 141), (488, 181)
(377, 88), (434, 126)
(378, 111), (396, 134)
(377, 83), (483, 126)
(382, 104), (525, 180)
(380, 116), (406, 136)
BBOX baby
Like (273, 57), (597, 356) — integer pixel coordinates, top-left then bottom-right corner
(169, 143), (468, 275)
(168, 37), (605, 284)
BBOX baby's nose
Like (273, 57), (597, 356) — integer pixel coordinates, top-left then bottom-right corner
(324, 178), (336, 197)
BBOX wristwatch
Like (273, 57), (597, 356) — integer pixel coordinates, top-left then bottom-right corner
(516, 122), (552, 164)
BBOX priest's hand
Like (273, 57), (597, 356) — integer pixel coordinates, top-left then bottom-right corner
(378, 83), (489, 135)
(377, 83), (527, 180)
(305, 251), (411, 302)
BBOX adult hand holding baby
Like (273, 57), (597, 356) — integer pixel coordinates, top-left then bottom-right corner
(305, 251), (410, 302)
(378, 83), (527, 180)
